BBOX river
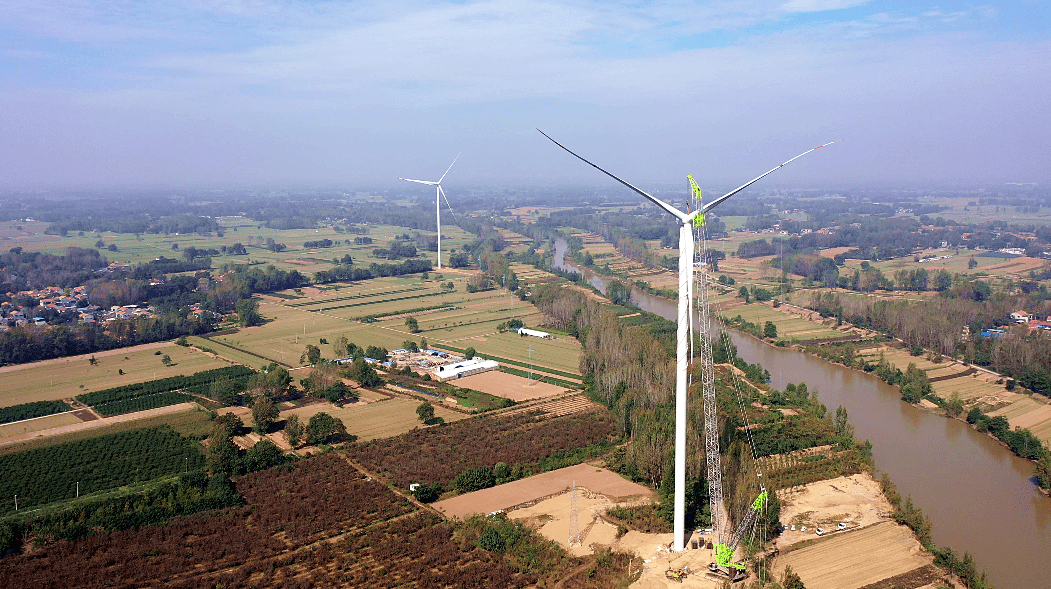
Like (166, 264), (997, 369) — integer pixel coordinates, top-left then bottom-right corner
(552, 238), (1051, 589)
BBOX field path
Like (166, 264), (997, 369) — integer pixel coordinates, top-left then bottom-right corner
(0, 402), (198, 446)
(0, 341), (174, 374)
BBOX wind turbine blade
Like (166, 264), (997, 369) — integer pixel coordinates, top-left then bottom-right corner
(438, 185), (456, 217)
(400, 178), (438, 185)
(701, 140), (839, 213)
(538, 129), (689, 223)
(437, 151), (461, 184)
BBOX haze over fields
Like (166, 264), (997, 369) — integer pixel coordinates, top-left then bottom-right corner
(1, 0), (1049, 189)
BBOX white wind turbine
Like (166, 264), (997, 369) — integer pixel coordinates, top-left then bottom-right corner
(539, 129), (836, 553)
(400, 153), (460, 269)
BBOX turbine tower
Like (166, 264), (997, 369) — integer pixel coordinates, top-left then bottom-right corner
(400, 153), (460, 269)
(539, 129), (836, 552)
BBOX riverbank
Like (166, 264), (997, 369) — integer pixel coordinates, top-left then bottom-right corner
(552, 235), (1051, 589)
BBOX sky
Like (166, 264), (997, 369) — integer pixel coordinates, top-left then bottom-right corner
(0, 0), (1049, 190)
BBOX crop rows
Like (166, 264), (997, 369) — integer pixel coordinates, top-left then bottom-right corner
(0, 454), (419, 588)
(346, 408), (617, 488)
(0, 450), (616, 589)
(0, 400), (72, 425)
(310, 290), (444, 312)
(284, 286), (425, 307)
(760, 447), (866, 491)
(0, 427), (205, 513)
(92, 392), (193, 417)
(75, 365), (255, 406)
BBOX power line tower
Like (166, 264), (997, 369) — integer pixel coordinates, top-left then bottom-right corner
(568, 481), (580, 546)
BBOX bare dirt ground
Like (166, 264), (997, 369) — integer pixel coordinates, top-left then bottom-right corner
(433, 464), (654, 519)
(452, 370), (567, 401)
(775, 474), (894, 549)
(772, 522), (932, 589)
(513, 491), (625, 558)
(0, 341), (174, 374)
(0, 402), (199, 446)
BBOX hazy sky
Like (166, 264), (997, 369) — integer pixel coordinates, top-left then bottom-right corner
(1, 1), (1049, 190)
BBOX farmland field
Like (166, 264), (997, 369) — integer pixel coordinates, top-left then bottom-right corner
(0, 412), (82, 438)
(723, 303), (848, 342)
(203, 275), (582, 377)
(280, 397), (467, 442)
(0, 344), (230, 408)
(0, 405), (211, 456)
(433, 463), (654, 518)
(451, 370), (566, 401)
(0, 218), (477, 272)
(773, 522), (932, 589)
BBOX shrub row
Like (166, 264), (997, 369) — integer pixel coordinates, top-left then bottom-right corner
(0, 400), (72, 425)
(92, 392), (193, 417)
(76, 364), (255, 406)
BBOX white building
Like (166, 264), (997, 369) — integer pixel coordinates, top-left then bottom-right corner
(517, 327), (552, 339)
(436, 358), (499, 381)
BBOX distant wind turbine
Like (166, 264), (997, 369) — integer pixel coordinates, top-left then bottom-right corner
(400, 153), (460, 270)
(539, 129), (837, 556)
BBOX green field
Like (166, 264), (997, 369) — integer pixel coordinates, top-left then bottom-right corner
(0, 406), (212, 456)
(722, 303), (848, 342)
(0, 344), (230, 409)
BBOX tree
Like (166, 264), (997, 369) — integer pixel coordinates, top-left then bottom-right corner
(243, 439), (283, 472)
(252, 397), (279, 434)
(416, 402), (435, 423)
(235, 298), (262, 327)
(405, 317), (420, 333)
(300, 344), (322, 365)
(449, 253), (470, 268)
(478, 525), (505, 552)
(302, 361), (340, 394)
(402, 340), (419, 353)
(207, 419), (241, 476)
(454, 466), (495, 493)
(464, 347), (476, 360)
(763, 321), (778, 339)
(88, 355), (98, 366)
(365, 345), (387, 360)
(333, 335), (351, 357)
(1036, 451), (1051, 490)
(283, 414), (304, 448)
(306, 412), (346, 445)
(493, 462), (510, 481)
(412, 482), (442, 503)
(738, 286), (750, 303)
(95, 240), (105, 249)
(945, 392), (965, 418)
(210, 377), (244, 406)
(833, 405), (852, 436)
(420, 338), (428, 350)
(248, 364), (292, 400)
(782, 565), (806, 589)
(346, 357), (381, 387)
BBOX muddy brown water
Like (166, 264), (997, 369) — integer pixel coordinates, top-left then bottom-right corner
(553, 238), (1051, 589)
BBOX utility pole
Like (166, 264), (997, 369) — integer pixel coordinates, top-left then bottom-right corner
(528, 343), (533, 384)
(76, 481), (79, 498)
